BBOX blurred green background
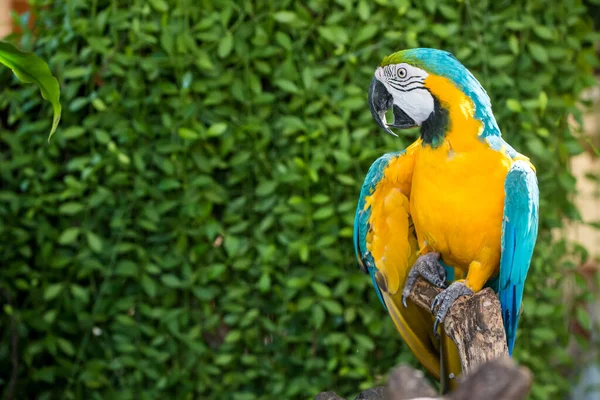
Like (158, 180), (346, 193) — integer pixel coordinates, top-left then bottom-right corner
(1, 0), (600, 399)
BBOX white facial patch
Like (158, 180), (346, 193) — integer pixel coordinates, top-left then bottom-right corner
(375, 63), (434, 126)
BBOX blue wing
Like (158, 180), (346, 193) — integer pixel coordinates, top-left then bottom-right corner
(498, 160), (539, 355)
(353, 151), (404, 310)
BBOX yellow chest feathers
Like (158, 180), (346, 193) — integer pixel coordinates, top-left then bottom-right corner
(409, 75), (513, 269)
(411, 141), (511, 269)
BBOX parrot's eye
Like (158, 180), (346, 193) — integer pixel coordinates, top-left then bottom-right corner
(397, 68), (407, 79)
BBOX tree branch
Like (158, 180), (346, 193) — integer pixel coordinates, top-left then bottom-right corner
(408, 276), (508, 374)
(315, 277), (532, 400)
(385, 356), (532, 400)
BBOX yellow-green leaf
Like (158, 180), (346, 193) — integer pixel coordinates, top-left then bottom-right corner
(539, 91), (548, 114)
(44, 283), (64, 301)
(0, 41), (61, 140)
(273, 11), (297, 24)
(178, 127), (199, 140)
(218, 33), (233, 58)
(207, 122), (227, 137)
(528, 43), (548, 63)
(58, 227), (80, 245)
(86, 231), (103, 253)
(149, 0), (168, 12)
(506, 98), (523, 113)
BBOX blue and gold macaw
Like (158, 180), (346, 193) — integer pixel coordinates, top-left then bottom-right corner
(353, 48), (539, 388)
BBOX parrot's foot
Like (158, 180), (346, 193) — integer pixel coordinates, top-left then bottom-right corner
(431, 281), (473, 337)
(402, 252), (447, 308)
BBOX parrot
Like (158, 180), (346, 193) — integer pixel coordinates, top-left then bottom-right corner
(353, 48), (539, 389)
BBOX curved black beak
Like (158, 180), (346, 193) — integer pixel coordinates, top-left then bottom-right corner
(368, 77), (396, 136)
(368, 77), (417, 136)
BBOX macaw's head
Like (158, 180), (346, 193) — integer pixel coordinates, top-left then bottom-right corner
(368, 48), (500, 147)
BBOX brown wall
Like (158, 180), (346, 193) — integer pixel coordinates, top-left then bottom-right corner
(0, 0), (12, 38)
(0, 0), (33, 38)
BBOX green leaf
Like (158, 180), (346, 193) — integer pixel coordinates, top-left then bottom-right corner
(62, 126), (86, 139)
(287, 277), (310, 289)
(344, 308), (356, 323)
(357, 0), (370, 20)
(161, 274), (182, 288)
(178, 127), (199, 140)
(86, 231), (103, 253)
(224, 236), (241, 257)
(490, 55), (514, 68)
(336, 175), (355, 186)
(538, 91), (548, 114)
(215, 354), (233, 365)
(0, 41), (61, 139)
(509, 35), (519, 55)
(311, 282), (332, 297)
(312, 304), (325, 328)
(92, 98), (106, 111)
(218, 33), (233, 58)
(255, 181), (277, 197)
(70, 285), (90, 304)
(528, 43), (548, 63)
(115, 261), (138, 277)
(149, 0), (168, 12)
(297, 297), (313, 311)
(354, 334), (375, 351)
(317, 26), (348, 45)
(424, 0), (437, 13)
(273, 11), (297, 24)
(321, 299), (343, 315)
(257, 273), (271, 292)
(431, 25), (449, 38)
(536, 128), (550, 138)
(207, 123), (227, 137)
(44, 283), (63, 301)
(274, 79), (299, 93)
(58, 227), (80, 245)
(225, 330), (242, 343)
(57, 338), (75, 356)
(157, 179), (181, 191)
(141, 275), (157, 297)
(439, 5), (458, 19)
(311, 194), (329, 204)
(506, 98), (523, 112)
(63, 67), (90, 79)
(526, 137), (547, 159)
(299, 243), (309, 262)
(313, 206), (334, 220)
(59, 202), (85, 215)
(354, 26), (378, 44)
(532, 327), (555, 341)
(533, 25), (554, 40)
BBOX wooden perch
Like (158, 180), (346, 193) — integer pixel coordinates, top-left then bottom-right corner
(387, 356), (532, 400)
(315, 356), (532, 400)
(408, 276), (508, 374)
(315, 277), (532, 400)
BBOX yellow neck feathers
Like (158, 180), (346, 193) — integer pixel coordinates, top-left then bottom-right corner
(424, 75), (484, 151)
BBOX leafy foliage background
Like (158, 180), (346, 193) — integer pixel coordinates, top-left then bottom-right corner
(0, 0), (598, 399)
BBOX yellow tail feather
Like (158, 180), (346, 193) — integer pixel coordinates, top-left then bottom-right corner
(383, 291), (462, 392)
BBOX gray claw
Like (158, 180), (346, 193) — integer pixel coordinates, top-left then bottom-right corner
(431, 295), (440, 313)
(402, 252), (446, 308)
(431, 281), (473, 336)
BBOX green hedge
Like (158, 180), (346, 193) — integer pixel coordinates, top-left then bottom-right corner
(0, 0), (597, 399)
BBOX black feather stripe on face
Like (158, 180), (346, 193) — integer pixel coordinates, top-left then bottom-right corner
(420, 96), (449, 148)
